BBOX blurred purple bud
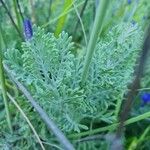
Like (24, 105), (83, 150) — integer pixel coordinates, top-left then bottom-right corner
(127, 0), (132, 4)
(141, 93), (150, 105)
(131, 20), (136, 26)
(23, 19), (33, 40)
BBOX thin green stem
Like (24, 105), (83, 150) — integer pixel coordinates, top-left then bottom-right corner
(13, 0), (21, 31)
(0, 24), (7, 49)
(73, 2), (87, 46)
(42, 141), (63, 150)
(16, 0), (24, 21)
(116, 24), (150, 138)
(54, 0), (73, 37)
(68, 111), (150, 139)
(42, 0), (84, 28)
(0, 27), (13, 133)
(69, 123), (117, 139)
(46, 0), (52, 23)
(7, 93), (45, 150)
(81, 0), (110, 84)
(136, 126), (150, 148)
(115, 92), (124, 119)
(29, 0), (36, 23)
(128, 126), (150, 150)
(73, 0), (88, 34)
(0, 0), (23, 40)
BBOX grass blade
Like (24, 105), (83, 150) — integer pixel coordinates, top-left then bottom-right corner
(7, 93), (45, 150)
(0, 27), (13, 133)
(55, 0), (73, 37)
(81, 0), (110, 84)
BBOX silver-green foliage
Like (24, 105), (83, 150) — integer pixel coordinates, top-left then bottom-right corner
(4, 23), (142, 133)
(86, 23), (143, 119)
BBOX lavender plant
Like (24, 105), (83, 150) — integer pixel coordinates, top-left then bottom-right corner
(4, 21), (143, 134)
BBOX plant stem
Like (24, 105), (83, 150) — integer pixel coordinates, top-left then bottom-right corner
(0, 24), (7, 49)
(73, 2), (87, 46)
(16, 0), (24, 21)
(0, 0), (23, 40)
(116, 25), (150, 138)
(0, 28), (13, 133)
(47, 0), (52, 22)
(115, 92), (124, 119)
(13, 0), (21, 31)
(68, 110), (150, 139)
(29, 0), (36, 23)
(54, 0), (73, 37)
(73, 0), (88, 39)
(135, 126), (150, 148)
(81, 0), (109, 84)
(42, 0), (84, 28)
(7, 93), (45, 150)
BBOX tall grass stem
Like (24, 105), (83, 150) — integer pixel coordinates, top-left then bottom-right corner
(0, 27), (13, 133)
(73, 2), (87, 46)
(55, 0), (73, 37)
(13, 0), (21, 31)
(81, 0), (110, 84)
(7, 93), (45, 150)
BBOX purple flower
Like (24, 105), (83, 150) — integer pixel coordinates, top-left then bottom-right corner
(141, 93), (150, 106)
(131, 20), (136, 26)
(23, 19), (33, 40)
(127, 0), (132, 4)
